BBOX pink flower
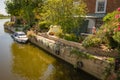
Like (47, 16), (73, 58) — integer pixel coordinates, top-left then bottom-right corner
(114, 28), (117, 32)
(117, 7), (120, 11)
(118, 23), (120, 25)
(103, 28), (107, 32)
(115, 14), (120, 19)
(118, 26), (120, 31)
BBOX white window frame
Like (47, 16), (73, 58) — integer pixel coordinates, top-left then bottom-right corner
(95, 0), (107, 13)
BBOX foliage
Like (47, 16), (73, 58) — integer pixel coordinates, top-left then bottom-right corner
(0, 14), (5, 17)
(112, 12), (120, 46)
(39, 21), (49, 31)
(103, 11), (118, 22)
(82, 8), (120, 50)
(14, 17), (22, 25)
(58, 33), (64, 38)
(103, 63), (114, 80)
(71, 49), (94, 59)
(63, 33), (79, 42)
(4, 21), (15, 27)
(5, 0), (22, 16)
(58, 33), (85, 43)
(82, 35), (101, 47)
(5, 0), (87, 37)
(107, 58), (114, 62)
(58, 33), (86, 43)
(5, 0), (44, 26)
(113, 32), (120, 43)
(117, 70), (120, 80)
(27, 30), (36, 38)
(23, 25), (30, 31)
(103, 9), (120, 50)
(0, 14), (10, 19)
(41, 0), (87, 34)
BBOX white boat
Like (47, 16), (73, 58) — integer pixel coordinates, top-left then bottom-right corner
(11, 31), (28, 43)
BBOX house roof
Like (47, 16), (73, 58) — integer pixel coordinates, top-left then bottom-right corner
(86, 13), (106, 18)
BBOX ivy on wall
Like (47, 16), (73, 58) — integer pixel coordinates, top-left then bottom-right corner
(70, 48), (95, 59)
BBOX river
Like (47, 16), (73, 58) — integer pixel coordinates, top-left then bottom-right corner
(0, 19), (98, 80)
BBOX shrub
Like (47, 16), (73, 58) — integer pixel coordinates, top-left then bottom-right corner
(78, 36), (85, 43)
(23, 25), (30, 31)
(27, 30), (35, 38)
(103, 11), (118, 22)
(82, 35), (101, 47)
(58, 33), (64, 38)
(113, 31), (120, 43)
(39, 21), (49, 31)
(63, 33), (79, 42)
(82, 8), (120, 49)
(15, 17), (22, 25)
(4, 21), (15, 27)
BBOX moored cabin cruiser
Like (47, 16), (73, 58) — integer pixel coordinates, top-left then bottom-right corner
(11, 31), (28, 43)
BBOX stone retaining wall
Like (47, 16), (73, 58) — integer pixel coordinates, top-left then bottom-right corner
(28, 34), (114, 80)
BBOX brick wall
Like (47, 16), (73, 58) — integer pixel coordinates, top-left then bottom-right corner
(85, 0), (120, 14)
(85, 0), (96, 13)
(106, 0), (120, 13)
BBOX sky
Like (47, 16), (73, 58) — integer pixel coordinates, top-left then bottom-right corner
(0, 0), (8, 15)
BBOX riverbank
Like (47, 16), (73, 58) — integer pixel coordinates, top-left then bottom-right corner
(0, 16), (10, 19)
(5, 26), (117, 80)
(27, 30), (116, 80)
(0, 17), (10, 19)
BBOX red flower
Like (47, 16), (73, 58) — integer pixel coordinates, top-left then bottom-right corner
(117, 7), (120, 11)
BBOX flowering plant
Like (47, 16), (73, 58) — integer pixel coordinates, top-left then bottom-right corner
(82, 7), (120, 49)
(112, 8), (120, 44)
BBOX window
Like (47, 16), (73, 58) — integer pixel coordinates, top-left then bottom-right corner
(95, 0), (107, 13)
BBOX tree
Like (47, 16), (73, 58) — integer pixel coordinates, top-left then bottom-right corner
(5, 0), (87, 35)
(5, 0), (44, 26)
(41, 0), (87, 34)
(5, 0), (22, 16)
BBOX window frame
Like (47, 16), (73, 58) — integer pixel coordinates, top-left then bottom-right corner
(95, 0), (107, 13)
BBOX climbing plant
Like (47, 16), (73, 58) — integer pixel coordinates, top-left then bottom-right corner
(70, 48), (95, 59)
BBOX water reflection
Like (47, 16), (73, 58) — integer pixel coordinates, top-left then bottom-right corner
(11, 42), (56, 80)
(40, 64), (55, 80)
(11, 42), (97, 80)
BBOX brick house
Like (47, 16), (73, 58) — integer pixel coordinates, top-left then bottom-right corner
(81, 0), (120, 33)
